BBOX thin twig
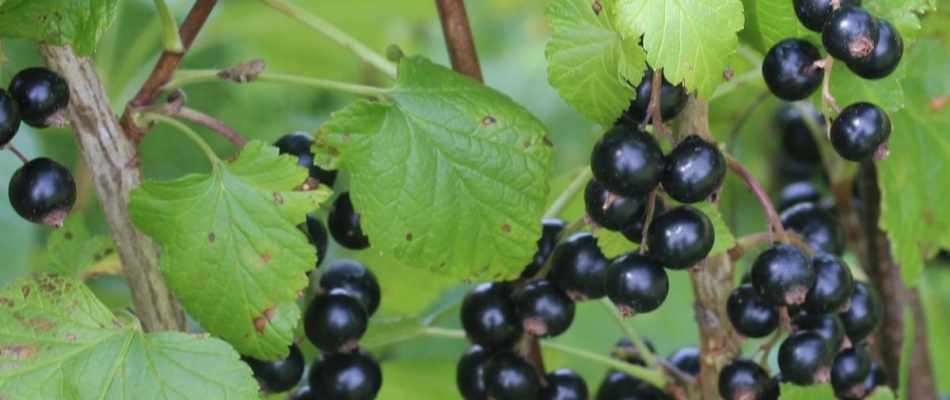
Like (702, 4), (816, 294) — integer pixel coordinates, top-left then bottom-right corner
(723, 153), (789, 240)
(1, 143), (29, 164)
(173, 107), (247, 147)
(163, 69), (390, 98)
(735, 231), (816, 256)
(639, 189), (658, 255)
(600, 298), (662, 371)
(153, 0), (185, 52)
(543, 168), (592, 219)
(434, 0), (483, 82)
(725, 91), (770, 154)
(523, 335), (546, 374)
(754, 307), (790, 371)
(819, 56), (840, 121)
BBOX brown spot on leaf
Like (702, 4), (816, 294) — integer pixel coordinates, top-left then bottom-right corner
(524, 141), (531, 149)
(931, 95), (950, 113)
(342, 133), (350, 141)
(21, 286), (29, 299)
(723, 67), (734, 81)
(64, 232), (73, 240)
(482, 116), (497, 125)
(208, 232), (216, 243)
(501, 224), (511, 233)
(252, 307), (277, 334)
(65, 333), (76, 341)
(261, 252), (272, 263)
(543, 137), (554, 148)
(406, 233), (413, 241)
(103, 248), (114, 256)
(39, 283), (55, 293)
(591, 0), (603, 15)
(0, 298), (9, 306)
(273, 193), (284, 204)
(0, 344), (37, 360)
(27, 318), (55, 333)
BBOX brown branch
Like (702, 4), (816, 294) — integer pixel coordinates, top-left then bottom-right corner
(724, 153), (789, 240)
(120, 0), (219, 140)
(174, 107), (247, 147)
(39, 44), (186, 332)
(434, 0), (483, 83)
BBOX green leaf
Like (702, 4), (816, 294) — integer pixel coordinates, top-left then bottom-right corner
(0, 0), (119, 56)
(868, 387), (898, 400)
(316, 56), (554, 280)
(877, 39), (950, 287)
(544, 0), (647, 124)
(738, 0), (814, 54)
(0, 273), (258, 400)
(129, 141), (331, 359)
(594, 229), (637, 258)
(361, 317), (427, 353)
(355, 250), (458, 317)
(614, 0), (745, 97)
(378, 358), (461, 400)
(778, 383), (836, 399)
(690, 202), (736, 257)
(899, 306), (913, 400)
(39, 214), (119, 280)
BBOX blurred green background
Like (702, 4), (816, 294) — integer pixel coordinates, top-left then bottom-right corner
(0, 0), (946, 398)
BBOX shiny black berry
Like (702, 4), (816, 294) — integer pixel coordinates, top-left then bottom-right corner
(832, 345), (872, 399)
(839, 281), (883, 343)
(803, 253), (854, 314)
(621, 196), (668, 244)
(777, 181), (821, 212)
(8, 157), (76, 228)
(460, 282), (522, 348)
(830, 102), (891, 162)
(727, 284), (779, 338)
(328, 192), (370, 250)
(289, 386), (316, 400)
(778, 331), (833, 385)
(590, 124), (664, 197)
(551, 232), (610, 301)
(846, 19), (903, 79)
(661, 135), (726, 203)
(8, 67), (69, 128)
(320, 259), (381, 316)
(596, 371), (657, 400)
(667, 347), (700, 377)
(751, 244), (815, 306)
(776, 102), (823, 164)
(584, 178), (646, 231)
(718, 358), (771, 400)
(791, 313), (847, 352)
(793, 0), (862, 32)
(620, 68), (688, 124)
(308, 348), (382, 400)
(646, 205), (715, 270)
(483, 351), (540, 400)
(0, 89), (20, 146)
(242, 344), (305, 393)
(304, 289), (368, 353)
(516, 280), (575, 337)
(522, 218), (567, 278)
(540, 369), (588, 400)
(274, 132), (338, 188)
(823, 7), (880, 63)
(863, 362), (887, 396)
(606, 253), (669, 317)
(780, 202), (846, 255)
(304, 214), (329, 268)
(762, 39), (825, 101)
(457, 345), (496, 400)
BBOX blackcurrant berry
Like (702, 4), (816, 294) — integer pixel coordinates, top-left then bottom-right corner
(839, 281), (883, 343)
(778, 331), (833, 385)
(590, 124), (665, 197)
(304, 214), (329, 268)
(793, 0), (862, 32)
(274, 132), (338, 188)
(0, 89), (21, 146)
(620, 67), (688, 124)
(8, 157), (76, 228)
(289, 386), (316, 400)
(551, 232), (610, 301)
(779, 156), (821, 181)
(8, 67), (69, 128)
(612, 336), (657, 367)
(822, 7), (880, 63)
(846, 19), (903, 79)
(775, 102), (823, 164)
(761, 377), (781, 400)
(242, 344), (305, 393)
(320, 259), (381, 316)
(522, 218), (567, 278)
(621, 196), (668, 244)
(606, 253), (669, 317)
(750, 244), (815, 306)
(780, 202), (846, 255)
(308, 347), (382, 400)
(661, 135), (726, 203)
(646, 205), (715, 270)
(540, 369), (589, 400)
(667, 347), (700, 377)
(727, 284), (779, 338)
(791, 313), (847, 352)
(832, 345), (872, 399)
(483, 351), (540, 400)
(516, 280), (575, 337)
(718, 358), (771, 400)
(460, 282), (522, 348)
(762, 39), (824, 101)
(584, 178), (646, 231)
(328, 192), (370, 250)
(595, 371), (658, 400)
(304, 288), (368, 353)
(829, 102), (891, 162)
(803, 253), (854, 314)
(777, 181), (821, 212)
(457, 345), (496, 400)
(863, 362), (887, 395)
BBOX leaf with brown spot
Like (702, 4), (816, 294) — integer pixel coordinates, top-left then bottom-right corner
(37, 214), (121, 281)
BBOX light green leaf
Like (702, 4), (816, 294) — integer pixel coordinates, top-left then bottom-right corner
(129, 141), (331, 359)
(544, 166), (591, 221)
(877, 39), (950, 287)
(614, 0), (745, 97)
(594, 229), (636, 258)
(545, 0), (647, 124)
(868, 387), (898, 400)
(0, 0), (118, 56)
(378, 358), (461, 400)
(316, 56), (554, 280)
(40, 214), (119, 280)
(690, 202), (736, 257)
(355, 250), (458, 317)
(899, 306), (913, 400)
(738, 0), (814, 54)
(779, 383), (836, 399)
(361, 317), (427, 353)
(0, 273), (258, 400)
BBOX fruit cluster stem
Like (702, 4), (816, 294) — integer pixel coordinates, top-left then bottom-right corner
(1, 143), (29, 164)
(434, 0), (483, 83)
(723, 153), (789, 240)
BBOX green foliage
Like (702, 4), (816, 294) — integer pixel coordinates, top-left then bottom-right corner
(545, 0), (646, 125)
(738, 0), (814, 54)
(129, 141), (331, 359)
(0, 0), (118, 56)
(614, 0), (745, 97)
(779, 383), (896, 400)
(594, 228), (636, 258)
(0, 273), (258, 400)
(316, 56), (554, 280)
(691, 202), (737, 257)
(37, 214), (118, 280)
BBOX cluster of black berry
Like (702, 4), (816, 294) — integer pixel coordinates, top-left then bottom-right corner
(597, 339), (699, 399)
(762, 0), (902, 163)
(0, 67), (75, 228)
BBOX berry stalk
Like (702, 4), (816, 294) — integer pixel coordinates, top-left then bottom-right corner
(723, 153), (789, 240)
(152, 0), (185, 53)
